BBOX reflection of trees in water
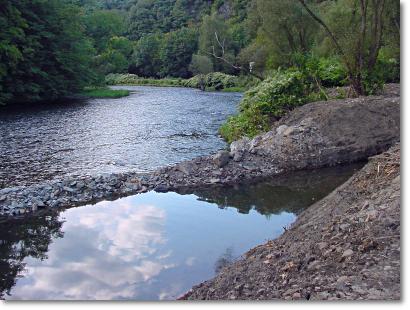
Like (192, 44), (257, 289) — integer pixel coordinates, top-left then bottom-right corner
(183, 163), (363, 216)
(214, 247), (235, 274)
(0, 212), (64, 299)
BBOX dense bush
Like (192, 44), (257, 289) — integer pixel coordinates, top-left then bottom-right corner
(219, 70), (322, 143)
(317, 58), (347, 87)
(105, 73), (183, 86)
(0, 0), (97, 105)
(291, 54), (347, 88)
(183, 72), (239, 90)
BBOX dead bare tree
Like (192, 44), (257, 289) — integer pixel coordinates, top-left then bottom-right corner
(207, 31), (264, 80)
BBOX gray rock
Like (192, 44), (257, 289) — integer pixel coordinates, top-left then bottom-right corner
(154, 184), (169, 193)
(63, 186), (75, 193)
(213, 151), (230, 168)
(176, 161), (196, 175)
(230, 137), (250, 154)
(276, 125), (289, 136)
(342, 249), (354, 258)
(124, 182), (141, 191)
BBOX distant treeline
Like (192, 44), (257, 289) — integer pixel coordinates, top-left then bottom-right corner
(0, 0), (400, 105)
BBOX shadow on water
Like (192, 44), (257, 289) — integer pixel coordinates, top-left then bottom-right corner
(0, 162), (364, 300)
(177, 162), (365, 216)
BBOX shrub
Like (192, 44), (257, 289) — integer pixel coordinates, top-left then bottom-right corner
(105, 73), (183, 87)
(360, 57), (399, 95)
(219, 69), (320, 143)
(291, 54), (347, 88)
(182, 72), (239, 90)
(317, 58), (347, 87)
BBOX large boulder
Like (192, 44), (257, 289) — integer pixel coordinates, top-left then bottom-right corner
(230, 91), (400, 171)
(212, 151), (231, 168)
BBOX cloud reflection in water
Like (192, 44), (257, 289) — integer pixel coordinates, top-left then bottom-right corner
(5, 191), (298, 300)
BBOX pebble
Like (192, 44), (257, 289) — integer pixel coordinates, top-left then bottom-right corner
(342, 249), (354, 258)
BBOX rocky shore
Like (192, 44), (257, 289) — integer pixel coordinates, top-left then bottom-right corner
(0, 85), (400, 220)
(180, 143), (400, 300)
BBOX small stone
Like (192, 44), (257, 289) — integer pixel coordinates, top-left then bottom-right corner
(140, 186), (148, 193)
(233, 152), (243, 162)
(235, 283), (244, 291)
(336, 276), (349, 284)
(317, 242), (328, 251)
(63, 186), (75, 193)
(76, 181), (85, 189)
(212, 151), (230, 168)
(154, 184), (169, 193)
(342, 249), (354, 258)
(307, 260), (320, 271)
(365, 210), (379, 221)
(276, 125), (289, 136)
(292, 292), (301, 299)
(176, 161), (195, 175)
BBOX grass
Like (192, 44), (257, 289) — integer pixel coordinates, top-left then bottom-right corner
(221, 86), (246, 92)
(81, 87), (130, 98)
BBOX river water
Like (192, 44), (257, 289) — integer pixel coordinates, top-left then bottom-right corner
(0, 86), (241, 188)
(0, 164), (362, 300)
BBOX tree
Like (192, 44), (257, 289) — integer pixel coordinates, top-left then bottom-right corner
(127, 0), (176, 40)
(189, 54), (214, 75)
(159, 27), (198, 78)
(84, 9), (126, 52)
(96, 36), (133, 74)
(189, 54), (214, 90)
(298, 0), (396, 95)
(131, 33), (164, 77)
(0, 0), (97, 105)
(198, 13), (235, 73)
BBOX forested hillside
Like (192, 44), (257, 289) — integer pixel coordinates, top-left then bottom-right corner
(1, 0), (400, 109)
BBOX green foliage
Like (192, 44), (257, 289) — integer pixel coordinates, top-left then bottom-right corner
(362, 57), (400, 95)
(95, 36), (133, 74)
(131, 28), (197, 78)
(127, 0), (212, 40)
(84, 9), (126, 52)
(0, 0), (400, 106)
(219, 70), (318, 143)
(183, 72), (239, 90)
(291, 53), (347, 88)
(189, 55), (214, 75)
(81, 87), (130, 98)
(198, 13), (238, 74)
(0, 0), (97, 105)
(317, 58), (347, 87)
(132, 34), (163, 77)
(158, 27), (198, 78)
(105, 73), (183, 87)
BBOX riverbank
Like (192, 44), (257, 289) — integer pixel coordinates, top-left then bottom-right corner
(104, 72), (254, 92)
(81, 87), (130, 99)
(180, 143), (400, 300)
(0, 85), (399, 220)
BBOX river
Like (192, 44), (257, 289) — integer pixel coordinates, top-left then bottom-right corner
(0, 86), (241, 188)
